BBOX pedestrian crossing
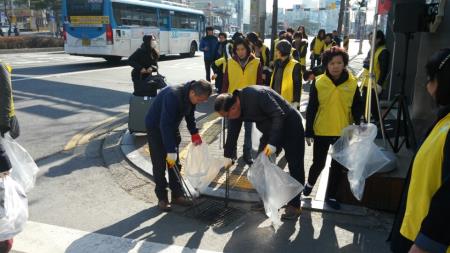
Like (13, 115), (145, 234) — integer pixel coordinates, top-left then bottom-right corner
(13, 221), (221, 253)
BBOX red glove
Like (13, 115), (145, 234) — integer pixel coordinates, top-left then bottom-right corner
(191, 133), (202, 146)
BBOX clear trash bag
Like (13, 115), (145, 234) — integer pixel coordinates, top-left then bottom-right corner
(0, 176), (28, 241)
(1, 135), (39, 192)
(184, 143), (223, 194)
(248, 154), (303, 227)
(251, 124), (262, 151)
(330, 123), (393, 200)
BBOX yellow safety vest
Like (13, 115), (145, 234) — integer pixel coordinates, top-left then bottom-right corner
(272, 39), (279, 61)
(299, 44), (307, 66)
(261, 45), (269, 67)
(313, 37), (325, 55)
(400, 112), (450, 253)
(324, 43), (333, 51)
(214, 57), (227, 73)
(1, 62), (15, 118)
(313, 73), (357, 136)
(270, 58), (299, 103)
(227, 57), (260, 94)
(362, 46), (387, 88)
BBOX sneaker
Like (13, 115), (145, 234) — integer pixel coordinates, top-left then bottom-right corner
(325, 198), (341, 210)
(243, 152), (253, 165)
(281, 205), (302, 220)
(158, 200), (172, 212)
(303, 184), (313, 196)
(171, 196), (193, 207)
(250, 201), (265, 212)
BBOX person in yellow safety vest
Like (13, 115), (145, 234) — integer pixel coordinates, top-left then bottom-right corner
(270, 40), (302, 110)
(246, 32), (271, 86)
(390, 48), (450, 253)
(310, 29), (326, 69)
(361, 30), (390, 123)
(271, 30), (286, 63)
(303, 47), (363, 210)
(222, 38), (263, 165)
(323, 33), (337, 52)
(293, 31), (309, 74)
(297, 25), (309, 40)
(0, 61), (19, 140)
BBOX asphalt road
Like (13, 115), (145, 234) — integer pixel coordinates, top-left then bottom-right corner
(3, 45), (391, 253)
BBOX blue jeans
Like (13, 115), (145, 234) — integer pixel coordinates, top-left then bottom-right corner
(244, 121), (252, 154)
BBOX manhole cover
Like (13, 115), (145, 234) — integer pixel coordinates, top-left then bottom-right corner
(182, 199), (246, 227)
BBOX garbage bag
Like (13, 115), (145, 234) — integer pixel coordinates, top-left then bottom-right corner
(330, 123), (392, 200)
(251, 124), (262, 152)
(1, 135), (39, 192)
(0, 176), (28, 241)
(248, 154), (303, 226)
(184, 143), (223, 194)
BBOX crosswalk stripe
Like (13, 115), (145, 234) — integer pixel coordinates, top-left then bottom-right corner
(13, 221), (221, 253)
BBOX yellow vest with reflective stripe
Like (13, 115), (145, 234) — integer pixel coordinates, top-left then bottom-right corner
(227, 57), (260, 94)
(270, 59), (298, 103)
(215, 57), (227, 73)
(313, 73), (357, 136)
(1, 62), (15, 117)
(400, 113), (450, 253)
(362, 46), (387, 88)
(313, 37), (325, 55)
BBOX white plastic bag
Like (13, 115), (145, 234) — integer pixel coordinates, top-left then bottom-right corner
(330, 123), (392, 200)
(1, 135), (39, 192)
(251, 124), (262, 151)
(184, 143), (223, 194)
(248, 154), (303, 227)
(0, 176), (28, 241)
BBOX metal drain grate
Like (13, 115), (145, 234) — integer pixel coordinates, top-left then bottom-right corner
(182, 199), (246, 227)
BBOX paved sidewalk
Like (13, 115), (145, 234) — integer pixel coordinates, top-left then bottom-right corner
(121, 53), (370, 213)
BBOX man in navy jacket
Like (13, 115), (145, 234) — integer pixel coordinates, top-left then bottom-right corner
(200, 27), (218, 82)
(145, 80), (212, 211)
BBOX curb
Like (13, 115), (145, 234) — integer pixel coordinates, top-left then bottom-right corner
(0, 47), (64, 54)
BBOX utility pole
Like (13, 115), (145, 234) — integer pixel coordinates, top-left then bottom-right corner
(337, 0), (345, 34)
(358, 1), (367, 55)
(270, 0), (277, 51)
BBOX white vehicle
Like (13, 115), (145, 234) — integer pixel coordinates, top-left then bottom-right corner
(62, 0), (205, 63)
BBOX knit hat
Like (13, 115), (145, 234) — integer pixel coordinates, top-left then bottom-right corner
(276, 40), (292, 56)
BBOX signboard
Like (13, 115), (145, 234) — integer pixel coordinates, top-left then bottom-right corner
(70, 16), (109, 25)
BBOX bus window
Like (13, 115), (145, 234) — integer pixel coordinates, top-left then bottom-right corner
(172, 12), (197, 30)
(68, 0), (103, 17)
(112, 3), (157, 27)
(159, 9), (169, 29)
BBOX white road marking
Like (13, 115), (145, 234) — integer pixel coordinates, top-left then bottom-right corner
(11, 65), (130, 82)
(13, 221), (222, 253)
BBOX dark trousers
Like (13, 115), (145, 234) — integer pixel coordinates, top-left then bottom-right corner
(215, 71), (223, 93)
(311, 54), (321, 69)
(282, 112), (306, 208)
(307, 136), (347, 200)
(204, 59), (213, 82)
(147, 128), (183, 202)
(362, 86), (380, 122)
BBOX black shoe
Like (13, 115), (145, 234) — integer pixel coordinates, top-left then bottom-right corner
(251, 201), (265, 212)
(243, 152), (253, 165)
(303, 184), (313, 196)
(325, 198), (341, 210)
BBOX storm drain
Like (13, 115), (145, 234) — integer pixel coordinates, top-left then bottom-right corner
(182, 199), (246, 228)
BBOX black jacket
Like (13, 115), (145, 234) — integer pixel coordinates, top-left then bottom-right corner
(128, 47), (159, 83)
(305, 70), (363, 138)
(390, 105), (450, 253)
(224, 86), (298, 159)
(0, 143), (11, 173)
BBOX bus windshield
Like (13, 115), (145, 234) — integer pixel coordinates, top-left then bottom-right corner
(68, 0), (104, 16)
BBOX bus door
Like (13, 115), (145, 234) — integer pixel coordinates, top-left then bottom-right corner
(158, 9), (170, 55)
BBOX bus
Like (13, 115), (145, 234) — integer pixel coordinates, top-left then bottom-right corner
(62, 0), (205, 63)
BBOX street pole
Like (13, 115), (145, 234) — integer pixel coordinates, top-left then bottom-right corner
(270, 0), (278, 52)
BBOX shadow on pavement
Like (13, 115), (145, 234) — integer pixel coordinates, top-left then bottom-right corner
(65, 207), (209, 253)
(13, 78), (130, 117)
(223, 210), (390, 253)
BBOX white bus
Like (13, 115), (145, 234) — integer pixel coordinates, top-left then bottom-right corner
(62, 0), (205, 63)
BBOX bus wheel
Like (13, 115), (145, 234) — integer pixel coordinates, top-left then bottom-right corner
(104, 56), (122, 64)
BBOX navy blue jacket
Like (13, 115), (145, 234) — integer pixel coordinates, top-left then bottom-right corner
(200, 35), (219, 60)
(145, 82), (198, 153)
